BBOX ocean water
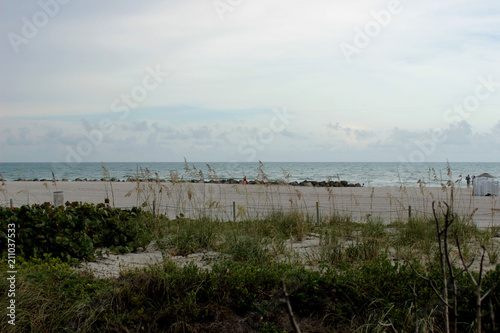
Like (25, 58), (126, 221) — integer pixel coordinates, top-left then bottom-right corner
(0, 162), (499, 187)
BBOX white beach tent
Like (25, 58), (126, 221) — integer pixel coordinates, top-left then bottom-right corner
(473, 173), (499, 196)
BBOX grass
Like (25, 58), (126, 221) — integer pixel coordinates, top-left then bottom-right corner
(163, 214), (222, 256)
(1, 163), (500, 332)
(224, 234), (270, 264)
(3, 252), (497, 332)
(1, 209), (499, 332)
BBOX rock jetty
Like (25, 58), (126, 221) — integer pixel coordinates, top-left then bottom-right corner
(207, 179), (362, 187)
(12, 178), (362, 187)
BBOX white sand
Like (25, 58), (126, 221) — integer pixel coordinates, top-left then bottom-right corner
(4, 181), (498, 278)
(2, 181), (499, 228)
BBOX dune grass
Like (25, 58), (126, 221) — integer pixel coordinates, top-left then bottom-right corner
(1, 163), (500, 332)
(1, 249), (498, 332)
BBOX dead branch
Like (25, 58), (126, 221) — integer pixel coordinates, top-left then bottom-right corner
(282, 280), (302, 333)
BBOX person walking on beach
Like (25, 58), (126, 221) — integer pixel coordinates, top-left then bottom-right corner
(466, 175), (471, 188)
(243, 176), (247, 185)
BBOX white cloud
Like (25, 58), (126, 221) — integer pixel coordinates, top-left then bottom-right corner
(1, 0), (500, 161)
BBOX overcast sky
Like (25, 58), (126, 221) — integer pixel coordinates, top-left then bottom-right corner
(1, 0), (500, 163)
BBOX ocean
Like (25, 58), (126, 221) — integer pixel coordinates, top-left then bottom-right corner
(0, 162), (499, 187)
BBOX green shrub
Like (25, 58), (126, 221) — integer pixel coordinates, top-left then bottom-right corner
(0, 202), (160, 262)
(167, 215), (222, 255)
(393, 216), (436, 257)
(224, 235), (269, 264)
(0, 255), (110, 332)
(0, 254), (496, 332)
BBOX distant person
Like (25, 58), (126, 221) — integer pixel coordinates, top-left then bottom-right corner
(466, 175), (471, 188)
(243, 176), (247, 185)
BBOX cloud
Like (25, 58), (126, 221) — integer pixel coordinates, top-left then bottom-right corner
(5, 128), (36, 146)
(441, 121), (473, 145)
(121, 121), (150, 132)
(2, 1), (500, 161)
(490, 120), (500, 135)
(326, 122), (376, 141)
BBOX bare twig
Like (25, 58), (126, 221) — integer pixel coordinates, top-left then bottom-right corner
(282, 280), (301, 333)
(457, 242), (498, 333)
(432, 201), (451, 333)
(441, 202), (459, 332)
(409, 262), (449, 307)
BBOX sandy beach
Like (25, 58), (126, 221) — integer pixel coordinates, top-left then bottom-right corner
(3, 180), (499, 279)
(2, 180), (499, 228)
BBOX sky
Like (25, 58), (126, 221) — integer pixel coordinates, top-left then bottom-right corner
(1, 0), (500, 163)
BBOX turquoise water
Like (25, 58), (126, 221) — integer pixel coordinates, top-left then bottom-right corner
(0, 162), (499, 187)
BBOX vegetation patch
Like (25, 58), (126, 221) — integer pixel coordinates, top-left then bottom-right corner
(0, 202), (165, 262)
(1, 195), (499, 332)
